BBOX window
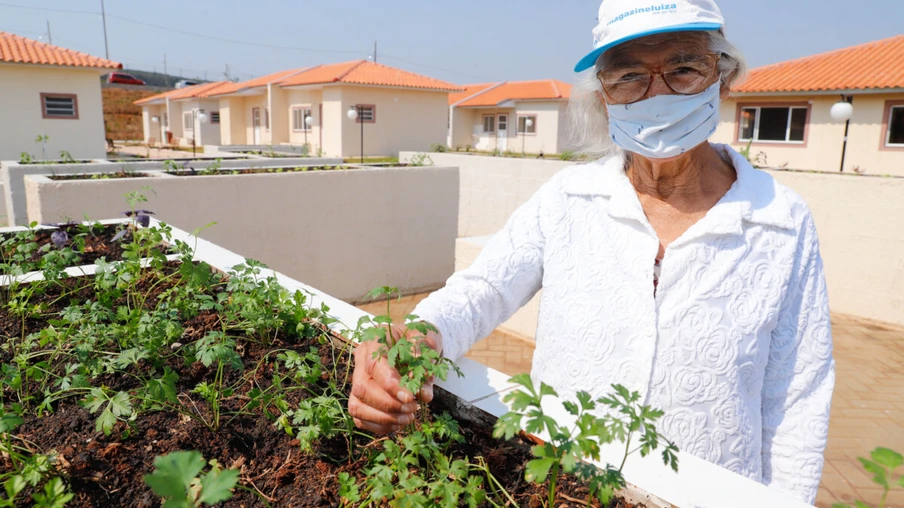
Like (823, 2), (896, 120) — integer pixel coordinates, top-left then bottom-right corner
(482, 115), (495, 133)
(517, 116), (537, 134)
(738, 105), (808, 143)
(40, 93), (78, 119)
(210, 112), (220, 124)
(884, 103), (904, 148)
(183, 112), (193, 131)
(264, 108), (270, 131)
(292, 107), (313, 131)
(353, 105), (375, 123)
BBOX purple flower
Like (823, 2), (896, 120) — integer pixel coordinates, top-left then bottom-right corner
(50, 230), (69, 248)
(136, 214), (151, 228)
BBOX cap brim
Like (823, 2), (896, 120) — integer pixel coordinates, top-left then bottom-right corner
(573, 22), (723, 73)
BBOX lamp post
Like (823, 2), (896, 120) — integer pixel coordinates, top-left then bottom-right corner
(304, 114), (313, 155)
(192, 109), (209, 156)
(347, 106), (364, 163)
(521, 117), (533, 156)
(831, 96), (854, 172)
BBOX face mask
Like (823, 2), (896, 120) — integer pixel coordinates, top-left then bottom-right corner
(606, 80), (721, 159)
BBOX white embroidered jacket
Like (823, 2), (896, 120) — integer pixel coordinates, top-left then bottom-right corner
(413, 144), (835, 504)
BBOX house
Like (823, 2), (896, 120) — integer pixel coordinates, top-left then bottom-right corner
(134, 81), (232, 148)
(203, 60), (462, 157)
(712, 35), (904, 176)
(0, 32), (121, 160)
(448, 80), (572, 155)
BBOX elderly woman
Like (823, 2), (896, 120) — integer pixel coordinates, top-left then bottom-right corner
(349, 0), (834, 504)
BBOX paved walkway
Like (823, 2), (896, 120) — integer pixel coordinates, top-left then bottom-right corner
(356, 294), (904, 508)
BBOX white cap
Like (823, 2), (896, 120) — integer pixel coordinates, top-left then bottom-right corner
(574, 0), (724, 73)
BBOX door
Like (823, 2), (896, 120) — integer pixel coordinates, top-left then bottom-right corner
(497, 114), (508, 151)
(252, 107), (261, 144)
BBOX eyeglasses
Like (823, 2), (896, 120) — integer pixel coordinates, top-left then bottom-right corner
(597, 53), (721, 105)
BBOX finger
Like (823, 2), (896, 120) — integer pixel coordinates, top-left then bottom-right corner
(418, 377), (434, 404)
(348, 394), (415, 427)
(351, 371), (417, 414)
(353, 418), (401, 435)
(367, 355), (415, 404)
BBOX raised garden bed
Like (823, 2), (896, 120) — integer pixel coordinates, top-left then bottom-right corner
(0, 216), (684, 508)
(165, 166), (353, 176)
(234, 150), (308, 157)
(47, 171), (153, 181)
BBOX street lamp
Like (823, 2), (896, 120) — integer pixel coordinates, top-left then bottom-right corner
(347, 106), (364, 163)
(521, 118), (533, 156)
(831, 96), (854, 172)
(192, 109), (209, 156)
(304, 114), (313, 155)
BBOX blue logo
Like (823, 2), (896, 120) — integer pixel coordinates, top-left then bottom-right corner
(607, 4), (678, 26)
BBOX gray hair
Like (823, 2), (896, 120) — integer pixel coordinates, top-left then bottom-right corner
(563, 30), (748, 161)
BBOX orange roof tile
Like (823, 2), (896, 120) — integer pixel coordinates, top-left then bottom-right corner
(455, 80), (572, 107)
(449, 83), (499, 105)
(134, 82), (231, 106)
(735, 35), (904, 94)
(277, 60), (462, 91)
(209, 67), (309, 96)
(0, 31), (120, 69)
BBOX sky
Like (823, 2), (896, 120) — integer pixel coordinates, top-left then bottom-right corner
(1, 0), (902, 85)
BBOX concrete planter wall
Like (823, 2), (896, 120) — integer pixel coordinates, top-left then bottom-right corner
(0, 218), (814, 508)
(22, 166), (458, 303)
(400, 152), (570, 238)
(1, 157), (344, 226)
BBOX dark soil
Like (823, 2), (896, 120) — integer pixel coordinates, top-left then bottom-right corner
(18, 160), (93, 165)
(235, 150), (305, 157)
(0, 223), (168, 275)
(0, 265), (640, 507)
(48, 171), (151, 180)
(166, 166), (351, 176)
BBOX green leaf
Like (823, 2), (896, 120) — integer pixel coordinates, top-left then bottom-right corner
(96, 407), (117, 436)
(0, 414), (23, 433)
(109, 391), (132, 417)
(4, 476), (25, 500)
(858, 458), (889, 488)
(854, 502), (871, 508)
(82, 388), (107, 413)
(144, 451), (206, 501)
(524, 457), (556, 483)
(870, 447), (903, 470)
(198, 467), (239, 505)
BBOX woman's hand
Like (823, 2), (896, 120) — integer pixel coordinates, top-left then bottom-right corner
(348, 324), (442, 434)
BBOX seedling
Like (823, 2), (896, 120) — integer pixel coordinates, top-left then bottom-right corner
(358, 286), (462, 423)
(494, 375), (678, 506)
(143, 451), (239, 508)
(833, 447), (903, 508)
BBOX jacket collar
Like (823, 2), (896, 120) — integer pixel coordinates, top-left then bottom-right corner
(562, 143), (796, 233)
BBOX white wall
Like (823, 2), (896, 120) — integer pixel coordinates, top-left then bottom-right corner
(0, 64), (107, 160)
(25, 166), (459, 302)
(402, 152), (570, 237)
